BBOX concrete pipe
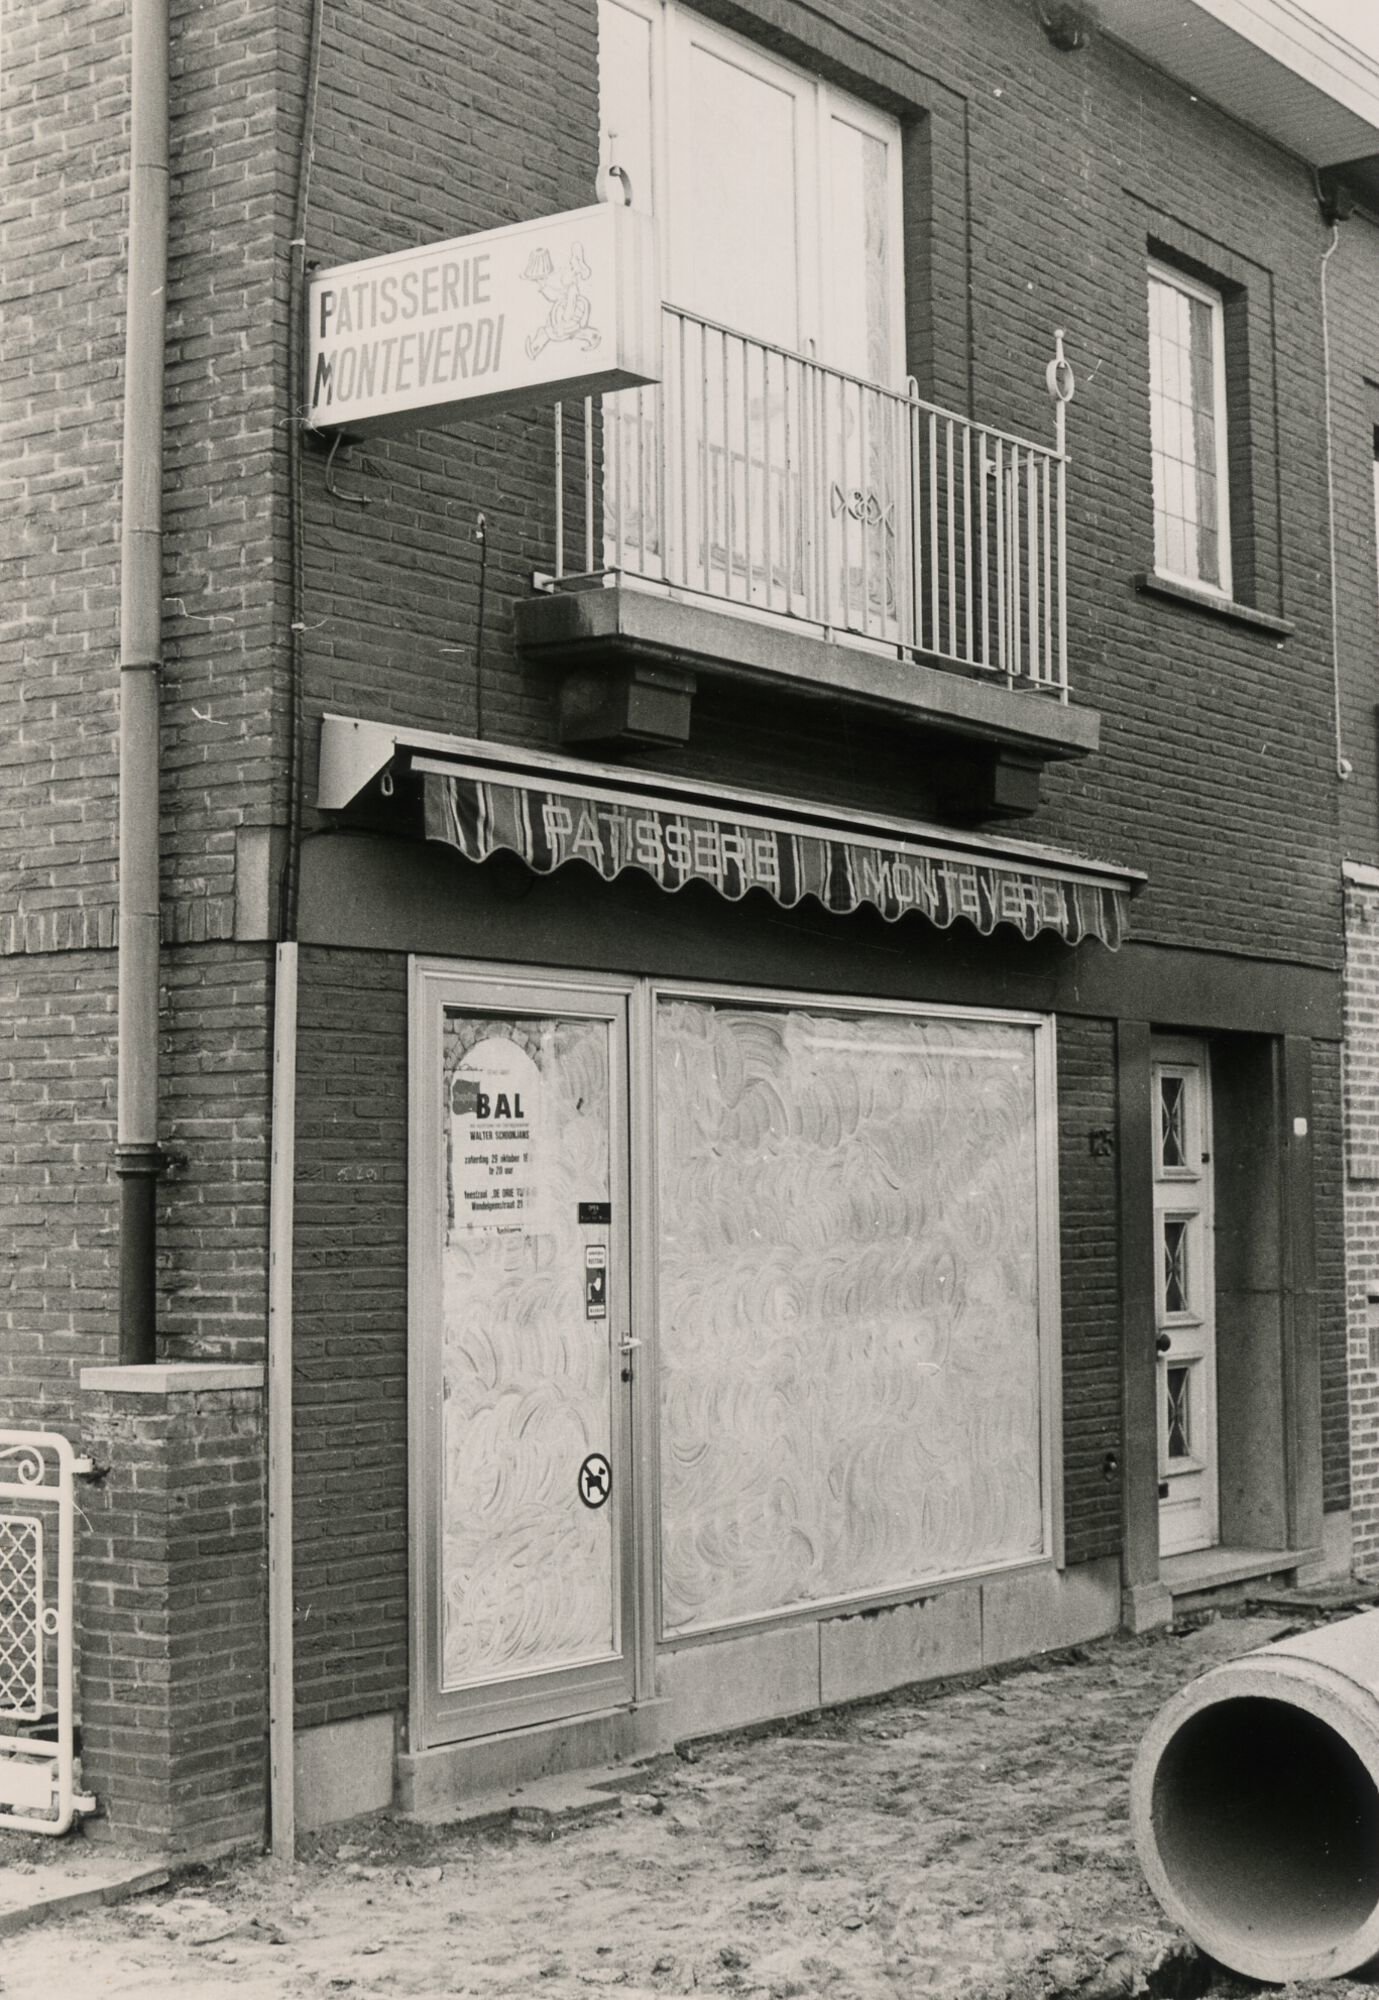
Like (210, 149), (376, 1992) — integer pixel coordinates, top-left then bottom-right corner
(1130, 1610), (1379, 1983)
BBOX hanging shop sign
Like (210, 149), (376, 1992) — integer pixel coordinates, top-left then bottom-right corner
(423, 770), (1132, 949)
(307, 202), (659, 436)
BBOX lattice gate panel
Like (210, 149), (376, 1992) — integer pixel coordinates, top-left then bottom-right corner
(0, 1432), (93, 1835)
(0, 1517), (43, 1721)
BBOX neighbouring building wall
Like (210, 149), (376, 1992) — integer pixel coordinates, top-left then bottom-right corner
(1, 0), (287, 1398)
(1345, 881), (1379, 1574)
(2, 0), (287, 1846)
(1332, 208), (1379, 1577)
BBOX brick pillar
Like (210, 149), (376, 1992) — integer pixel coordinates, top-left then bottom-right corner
(78, 1363), (268, 1854)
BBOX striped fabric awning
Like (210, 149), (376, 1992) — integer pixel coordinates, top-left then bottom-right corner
(419, 759), (1136, 950)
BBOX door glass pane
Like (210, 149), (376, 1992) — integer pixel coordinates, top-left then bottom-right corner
(1166, 1364), (1191, 1459)
(440, 1013), (615, 1688)
(1148, 269), (1227, 590)
(656, 1001), (1045, 1635)
(599, 0), (663, 576)
(826, 115), (893, 384)
(821, 117), (900, 637)
(672, 40), (802, 348)
(1160, 1074), (1186, 1170)
(1163, 1217), (1190, 1316)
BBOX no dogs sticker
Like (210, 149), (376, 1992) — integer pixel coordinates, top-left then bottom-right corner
(578, 1453), (612, 1509)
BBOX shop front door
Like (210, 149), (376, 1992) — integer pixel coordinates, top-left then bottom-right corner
(410, 967), (637, 1748)
(1152, 1037), (1219, 1557)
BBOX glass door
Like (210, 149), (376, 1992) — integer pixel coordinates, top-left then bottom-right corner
(410, 968), (636, 1747)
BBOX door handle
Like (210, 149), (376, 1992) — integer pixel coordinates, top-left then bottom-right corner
(617, 1336), (643, 1354)
(1156, 1332), (1172, 1354)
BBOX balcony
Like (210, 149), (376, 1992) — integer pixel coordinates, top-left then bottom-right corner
(516, 305), (1098, 818)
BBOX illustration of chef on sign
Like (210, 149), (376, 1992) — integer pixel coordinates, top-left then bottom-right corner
(522, 242), (602, 358)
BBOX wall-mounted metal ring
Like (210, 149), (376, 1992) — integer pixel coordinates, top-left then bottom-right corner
(599, 163), (635, 207)
(1046, 327), (1076, 404)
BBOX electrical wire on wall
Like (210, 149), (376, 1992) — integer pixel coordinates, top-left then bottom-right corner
(281, 0), (328, 943)
(473, 512), (488, 738)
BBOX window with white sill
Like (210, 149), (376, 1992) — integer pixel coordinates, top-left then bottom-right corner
(599, 0), (907, 637)
(1147, 261), (1233, 600)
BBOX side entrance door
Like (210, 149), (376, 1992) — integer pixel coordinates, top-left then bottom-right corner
(1152, 1037), (1219, 1557)
(410, 966), (637, 1748)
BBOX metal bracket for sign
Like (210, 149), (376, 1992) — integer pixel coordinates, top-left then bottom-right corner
(0, 1430), (97, 1835)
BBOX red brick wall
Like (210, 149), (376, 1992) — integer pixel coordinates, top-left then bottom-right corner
(1, 0), (283, 1427)
(1057, 1015), (1122, 1564)
(292, 948), (409, 1729)
(1330, 218), (1379, 868)
(0, 956), (119, 1432)
(1345, 880), (1379, 1573)
(1315, 1034), (1348, 1517)
(79, 1380), (268, 1853)
(159, 947), (275, 1364)
(1332, 213), (1379, 1568)
(0, 0), (286, 941)
(0, 944), (274, 1442)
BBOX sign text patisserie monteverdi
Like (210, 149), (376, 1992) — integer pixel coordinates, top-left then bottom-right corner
(307, 203), (659, 436)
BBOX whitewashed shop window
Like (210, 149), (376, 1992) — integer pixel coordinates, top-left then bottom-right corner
(598, 0), (907, 628)
(653, 995), (1059, 1636)
(1148, 261), (1233, 597)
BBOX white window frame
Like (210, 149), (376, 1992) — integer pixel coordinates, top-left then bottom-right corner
(599, 0), (906, 383)
(1148, 258), (1234, 601)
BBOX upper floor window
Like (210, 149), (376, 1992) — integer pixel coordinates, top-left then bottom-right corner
(1148, 261), (1232, 599)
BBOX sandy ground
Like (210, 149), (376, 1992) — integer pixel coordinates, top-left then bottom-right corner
(1, 1614), (1376, 2000)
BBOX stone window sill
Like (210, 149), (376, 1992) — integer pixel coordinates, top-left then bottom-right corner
(1135, 571), (1294, 638)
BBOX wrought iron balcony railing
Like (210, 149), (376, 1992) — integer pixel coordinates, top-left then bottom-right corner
(547, 305), (1071, 700)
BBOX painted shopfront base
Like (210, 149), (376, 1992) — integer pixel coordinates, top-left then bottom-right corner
(297, 1559), (1120, 1828)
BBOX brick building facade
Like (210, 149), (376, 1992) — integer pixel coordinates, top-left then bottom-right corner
(4, 0), (1377, 1849)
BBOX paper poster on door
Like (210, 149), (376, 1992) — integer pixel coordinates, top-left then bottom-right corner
(584, 1243), (607, 1321)
(450, 1037), (541, 1234)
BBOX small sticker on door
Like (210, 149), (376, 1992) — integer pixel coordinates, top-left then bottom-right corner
(579, 1201), (611, 1224)
(578, 1452), (612, 1509)
(584, 1244), (607, 1321)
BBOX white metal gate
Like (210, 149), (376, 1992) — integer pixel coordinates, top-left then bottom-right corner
(0, 1430), (94, 1834)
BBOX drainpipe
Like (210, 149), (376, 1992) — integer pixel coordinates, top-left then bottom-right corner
(116, 0), (170, 1364)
